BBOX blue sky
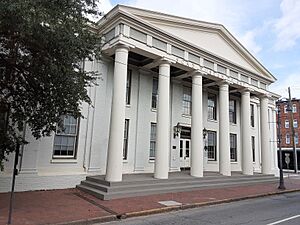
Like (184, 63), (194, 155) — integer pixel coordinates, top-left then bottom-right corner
(100, 0), (300, 98)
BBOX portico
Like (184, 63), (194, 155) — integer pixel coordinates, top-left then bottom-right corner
(101, 9), (278, 180)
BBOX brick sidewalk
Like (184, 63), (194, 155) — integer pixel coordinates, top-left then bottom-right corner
(1, 176), (300, 225)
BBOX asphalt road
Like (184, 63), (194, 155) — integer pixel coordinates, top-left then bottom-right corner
(101, 192), (300, 225)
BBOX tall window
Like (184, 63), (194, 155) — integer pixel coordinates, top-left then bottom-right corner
(230, 133), (237, 162)
(151, 77), (158, 109)
(292, 104), (297, 113)
(293, 119), (298, 128)
(250, 104), (254, 127)
(251, 136), (255, 162)
(182, 86), (192, 115)
(126, 70), (132, 105)
(149, 123), (157, 160)
(53, 115), (79, 158)
(123, 119), (129, 160)
(208, 94), (217, 120)
(207, 131), (217, 161)
(229, 100), (236, 124)
(286, 133), (290, 144)
(295, 133), (299, 145)
(285, 120), (289, 128)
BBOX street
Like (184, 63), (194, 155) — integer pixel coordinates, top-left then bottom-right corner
(101, 192), (300, 225)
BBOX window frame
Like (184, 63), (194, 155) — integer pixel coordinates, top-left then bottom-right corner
(182, 86), (192, 116)
(285, 120), (290, 128)
(53, 115), (80, 159)
(250, 104), (255, 127)
(207, 93), (217, 121)
(292, 104), (297, 113)
(293, 119), (298, 128)
(286, 133), (290, 144)
(126, 69), (132, 105)
(149, 123), (157, 160)
(251, 136), (255, 162)
(123, 119), (129, 160)
(151, 77), (158, 109)
(229, 99), (237, 124)
(230, 133), (237, 162)
(207, 130), (217, 161)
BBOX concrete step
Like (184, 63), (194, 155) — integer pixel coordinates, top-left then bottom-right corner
(77, 175), (278, 200)
(81, 175), (277, 193)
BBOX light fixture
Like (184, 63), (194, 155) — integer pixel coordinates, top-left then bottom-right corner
(173, 123), (182, 138)
(203, 127), (208, 139)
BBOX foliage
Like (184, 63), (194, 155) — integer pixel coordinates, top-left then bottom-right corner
(0, 0), (102, 169)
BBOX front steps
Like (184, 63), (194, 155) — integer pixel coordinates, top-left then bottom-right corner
(76, 172), (277, 200)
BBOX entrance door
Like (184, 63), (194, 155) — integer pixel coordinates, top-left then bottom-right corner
(180, 139), (190, 168)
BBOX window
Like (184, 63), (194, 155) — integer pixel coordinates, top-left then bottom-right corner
(284, 105), (288, 113)
(294, 119), (298, 128)
(207, 131), (217, 161)
(53, 115), (79, 158)
(123, 119), (129, 160)
(250, 104), (254, 127)
(208, 94), (217, 120)
(149, 123), (156, 160)
(230, 134), (237, 162)
(182, 86), (192, 115)
(293, 104), (297, 113)
(229, 100), (236, 124)
(151, 77), (158, 109)
(295, 133), (299, 145)
(251, 136), (255, 162)
(285, 120), (289, 128)
(217, 65), (226, 74)
(286, 133), (290, 144)
(203, 59), (214, 70)
(126, 70), (132, 105)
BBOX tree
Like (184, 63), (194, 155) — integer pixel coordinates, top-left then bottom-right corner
(0, 0), (102, 169)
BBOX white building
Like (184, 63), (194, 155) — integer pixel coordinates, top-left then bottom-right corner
(0, 5), (280, 192)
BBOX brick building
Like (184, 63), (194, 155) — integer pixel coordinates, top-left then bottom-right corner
(277, 99), (300, 170)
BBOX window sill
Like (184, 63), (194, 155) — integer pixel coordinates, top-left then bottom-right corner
(207, 119), (218, 123)
(149, 159), (155, 163)
(230, 123), (237, 126)
(182, 114), (191, 118)
(230, 161), (238, 164)
(126, 104), (131, 108)
(50, 159), (78, 164)
(151, 108), (157, 112)
(123, 160), (128, 163)
(207, 160), (217, 164)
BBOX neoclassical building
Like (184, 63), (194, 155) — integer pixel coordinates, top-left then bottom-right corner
(1, 5), (279, 192)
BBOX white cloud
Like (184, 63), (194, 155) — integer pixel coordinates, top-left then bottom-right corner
(239, 30), (262, 55)
(270, 73), (300, 98)
(99, 0), (114, 13)
(273, 0), (300, 51)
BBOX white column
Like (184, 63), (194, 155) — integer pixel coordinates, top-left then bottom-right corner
(154, 61), (171, 179)
(191, 72), (203, 177)
(241, 90), (253, 175)
(260, 95), (272, 174)
(219, 82), (231, 176)
(105, 45), (129, 182)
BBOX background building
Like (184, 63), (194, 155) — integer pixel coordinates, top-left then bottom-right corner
(0, 5), (280, 192)
(276, 99), (300, 170)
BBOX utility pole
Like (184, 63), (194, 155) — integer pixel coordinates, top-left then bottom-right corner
(288, 87), (298, 173)
(277, 103), (285, 189)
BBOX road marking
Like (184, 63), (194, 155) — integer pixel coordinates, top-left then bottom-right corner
(267, 215), (300, 225)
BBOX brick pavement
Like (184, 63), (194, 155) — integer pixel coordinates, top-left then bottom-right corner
(0, 176), (300, 225)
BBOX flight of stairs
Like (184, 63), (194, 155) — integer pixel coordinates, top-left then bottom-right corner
(77, 172), (278, 200)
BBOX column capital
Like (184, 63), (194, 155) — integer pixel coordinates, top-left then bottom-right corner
(218, 79), (232, 87)
(240, 87), (252, 95)
(189, 70), (204, 78)
(114, 43), (131, 52)
(157, 57), (176, 65)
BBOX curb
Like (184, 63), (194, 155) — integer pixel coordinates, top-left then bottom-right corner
(51, 215), (117, 225)
(51, 188), (300, 225)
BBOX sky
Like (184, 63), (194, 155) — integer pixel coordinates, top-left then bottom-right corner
(99, 0), (300, 99)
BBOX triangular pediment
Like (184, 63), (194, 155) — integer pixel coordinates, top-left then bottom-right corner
(114, 5), (276, 82)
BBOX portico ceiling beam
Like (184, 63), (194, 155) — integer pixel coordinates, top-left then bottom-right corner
(204, 82), (218, 87)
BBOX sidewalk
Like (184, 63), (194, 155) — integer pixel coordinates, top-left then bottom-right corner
(1, 176), (300, 225)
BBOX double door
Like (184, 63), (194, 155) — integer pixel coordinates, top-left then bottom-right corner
(179, 139), (190, 168)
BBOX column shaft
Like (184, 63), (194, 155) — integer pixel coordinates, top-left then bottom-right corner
(105, 46), (129, 182)
(241, 91), (253, 175)
(219, 82), (231, 176)
(191, 73), (203, 177)
(260, 96), (272, 174)
(154, 62), (171, 179)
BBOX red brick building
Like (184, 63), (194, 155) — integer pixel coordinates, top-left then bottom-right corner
(276, 99), (300, 170)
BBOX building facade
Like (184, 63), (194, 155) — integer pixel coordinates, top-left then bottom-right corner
(277, 99), (300, 170)
(0, 5), (279, 192)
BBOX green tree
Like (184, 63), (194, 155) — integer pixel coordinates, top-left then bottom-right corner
(0, 0), (102, 169)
